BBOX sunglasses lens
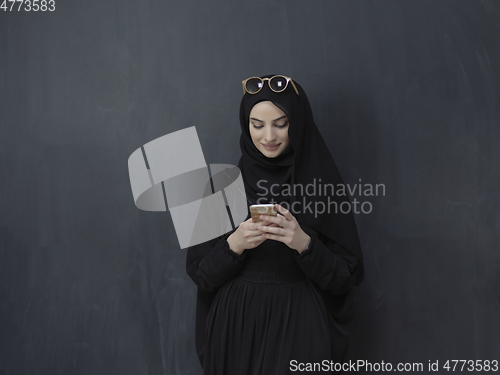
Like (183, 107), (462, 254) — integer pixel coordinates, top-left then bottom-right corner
(269, 76), (288, 92)
(245, 78), (263, 94)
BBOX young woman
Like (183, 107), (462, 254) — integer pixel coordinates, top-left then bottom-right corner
(186, 75), (364, 374)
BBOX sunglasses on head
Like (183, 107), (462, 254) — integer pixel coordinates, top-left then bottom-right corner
(242, 75), (299, 96)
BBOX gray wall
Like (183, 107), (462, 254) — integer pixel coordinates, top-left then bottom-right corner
(1, 0), (499, 374)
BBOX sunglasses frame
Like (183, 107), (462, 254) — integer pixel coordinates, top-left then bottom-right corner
(242, 75), (299, 96)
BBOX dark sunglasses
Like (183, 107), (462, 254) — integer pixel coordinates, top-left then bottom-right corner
(242, 75), (299, 96)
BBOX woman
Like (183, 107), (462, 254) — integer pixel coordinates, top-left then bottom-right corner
(186, 74), (364, 374)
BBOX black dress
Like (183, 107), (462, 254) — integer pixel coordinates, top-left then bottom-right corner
(186, 218), (360, 375)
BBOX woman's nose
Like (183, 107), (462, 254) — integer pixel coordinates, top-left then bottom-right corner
(264, 128), (276, 142)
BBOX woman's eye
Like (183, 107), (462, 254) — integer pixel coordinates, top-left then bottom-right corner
(251, 121), (287, 129)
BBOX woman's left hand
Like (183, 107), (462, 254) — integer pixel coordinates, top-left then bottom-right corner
(258, 204), (311, 253)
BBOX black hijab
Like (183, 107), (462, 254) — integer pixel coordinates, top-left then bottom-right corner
(237, 74), (363, 285)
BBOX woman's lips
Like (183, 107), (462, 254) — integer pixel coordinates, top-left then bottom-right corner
(262, 143), (280, 151)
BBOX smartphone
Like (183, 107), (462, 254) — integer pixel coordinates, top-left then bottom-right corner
(249, 204), (277, 223)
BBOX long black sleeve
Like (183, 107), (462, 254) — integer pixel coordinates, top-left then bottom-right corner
(185, 228), (248, 293)
(293, 224), (361, 296)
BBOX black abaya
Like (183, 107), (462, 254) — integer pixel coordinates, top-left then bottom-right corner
(186, 211), (360, 374)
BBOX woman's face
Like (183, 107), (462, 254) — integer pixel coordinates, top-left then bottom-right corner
(249, 101), (290, 158)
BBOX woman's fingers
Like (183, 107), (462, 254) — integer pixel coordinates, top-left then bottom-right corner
(274, 204), (295, 221)
(257, 224), (285, 236)
(243, 220), (276, 237)
(259, 213), (285, 227)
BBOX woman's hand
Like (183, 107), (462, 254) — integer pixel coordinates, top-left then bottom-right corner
(227, 217), (278, 255)
(258, 204), (311, 253)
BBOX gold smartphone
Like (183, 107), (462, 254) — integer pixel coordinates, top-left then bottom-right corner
(249, 204), (277, 223)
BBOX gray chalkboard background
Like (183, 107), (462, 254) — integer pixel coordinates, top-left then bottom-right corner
(1, 1), (499, 374)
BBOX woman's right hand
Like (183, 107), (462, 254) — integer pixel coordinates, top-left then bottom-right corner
(227, 217), (277, 255)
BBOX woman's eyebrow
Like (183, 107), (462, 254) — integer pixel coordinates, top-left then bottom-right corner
(272, 115), (287, 122)
(249, 115), (287, 123)
(249, 117), (264, 123)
